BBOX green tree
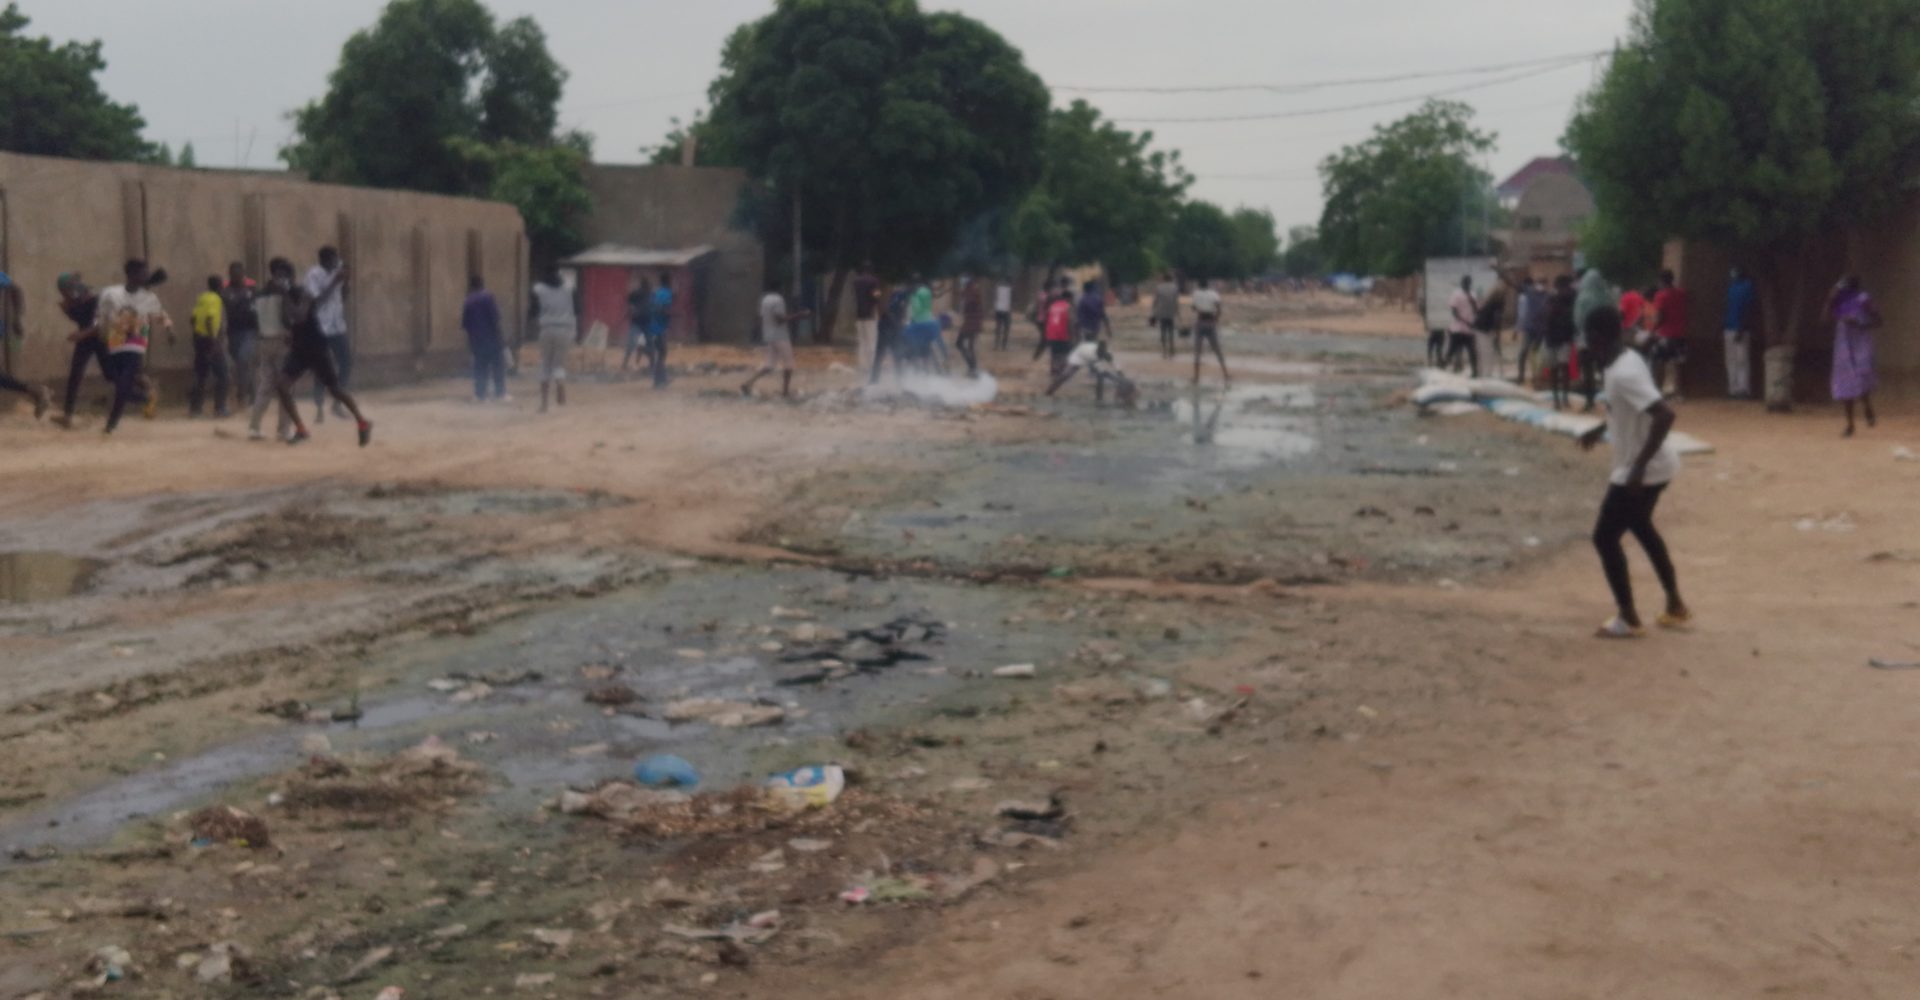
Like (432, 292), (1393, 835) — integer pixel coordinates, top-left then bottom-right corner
(1229, 207), (1280, 277)
(176, 141), (196, 169)
(647, 113), (734, 167)
(1012, 100), (1189, 284)
(1565, 0), (1920, 409)
(1281, 225), (1327, 279)
(1318, 100), (1497, 277)
(0, 4), (151, 161)
(704, 0), (1050, 335)
(1167, 201), (1240, 280)
(285, 0), (589, 264)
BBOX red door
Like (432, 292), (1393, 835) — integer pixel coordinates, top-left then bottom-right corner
(579, 266), (632, 339)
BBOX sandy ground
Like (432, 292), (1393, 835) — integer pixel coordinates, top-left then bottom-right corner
(2, 293), (1917, 998)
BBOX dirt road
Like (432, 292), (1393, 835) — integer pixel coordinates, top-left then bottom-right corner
(2, 294), (1915, 998)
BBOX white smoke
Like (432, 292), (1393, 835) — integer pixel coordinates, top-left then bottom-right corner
(864, 372), (1000, 407)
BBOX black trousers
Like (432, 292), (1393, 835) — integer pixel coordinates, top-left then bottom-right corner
(189, 337), (231, 415)
(1446, 332), (1480, 377)
(1593, 483), (1678, 617)
(65, 333), (112, 418)
(105, 352), (146, 433)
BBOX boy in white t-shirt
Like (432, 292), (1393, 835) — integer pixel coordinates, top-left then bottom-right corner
(1577, 304), (1690, 639)
(1045, 337), (1136, 406)
(95, 259), (174, 435)
(1190, 278), (1230, 386)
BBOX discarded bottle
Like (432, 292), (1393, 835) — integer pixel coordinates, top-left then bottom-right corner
(634, 754), (701, 789)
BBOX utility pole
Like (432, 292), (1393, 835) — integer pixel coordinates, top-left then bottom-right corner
(792, 189), (804, 338)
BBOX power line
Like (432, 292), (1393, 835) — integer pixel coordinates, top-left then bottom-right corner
(1111, 58), (1597, 125)
(1053, 50), (1608, 96)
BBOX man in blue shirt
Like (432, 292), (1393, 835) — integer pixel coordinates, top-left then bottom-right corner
(461, 274), (508, 402)
(1722, 266), (1758, 399)
(0, 270), (51, 418)
(647, 271), (674, 388)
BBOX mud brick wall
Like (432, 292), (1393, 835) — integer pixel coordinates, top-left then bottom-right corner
(0, 151), (527, 389)
(581, 165), (764, 344)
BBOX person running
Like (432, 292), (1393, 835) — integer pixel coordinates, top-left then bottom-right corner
(1076, 280), (1112, 346)
(0, 269), (51, 418)
(96, 259), (174, 435)
(247, 267), (296, 441)
(1445, 275), (1479, 376)
(303, 246), (351, 423)
(187, 275), (231, 418)
(1827, 275), (1880, 438)
(530, 266), (578, 413)
(1514, 276), (1549, 385)
(1046, 336), (1136, 405)
(1150, 271), (1180, 359)
(955, 275), (985, 378)
(646, 270), (674, 388)
(743, 282), (809, 398)
(853, 263), (881, 375)
(1543, 275), (1578, 410)
(992, 276), (1014, 351)
(266, 257), (372, 447)
(1722, 266), (1758, 400)
(621, 273), (653, 373)
(53, 273), (104, 427)
(462, 274), (507, 403)
(1577, 304), (1689, 640)
(222, 263), (259, 409)
(1191, 278), (1230, 386)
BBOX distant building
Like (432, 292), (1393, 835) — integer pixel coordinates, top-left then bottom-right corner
(577, 165), (764, 344)
(1494, 157), (1594, 281)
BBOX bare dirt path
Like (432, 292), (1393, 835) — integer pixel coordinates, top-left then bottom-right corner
(756, 399), (1920, 999)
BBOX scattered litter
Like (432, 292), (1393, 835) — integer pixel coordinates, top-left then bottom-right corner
(838, 886), (872, 905)
(995, 796), (1066, 822)
(979, 829), (1063, 850)
(188, 806), (271, 849)
(765, 765), (846, 810)
(1356, 705), (1380, 719)
(88, 945), (134, 984)
(342, 945), (394, 982)
(194, 941), (248, 984)
(584, 683), (639, 706)
(662, 910), (781, 945)
(787, 837), (833, 853)
(665, 698), (786, 728)
(1894, 445), (1917, 462)
(634, 754), (701, 789)
(771, 605), (816, 621)
(448, 682), (493, 704)
(557, 783), (689, 821)
(1868, 659), (1920, 671)
(948, 777), (993, 792)
(1795, 515), (1857, 534)
(568, 742), (611, 758)
(579, 664), (619, 681)
(375, 988), (405, 1000)
(529, 928), (574, 952)
(514, 973), (556, 990)
(449, 668), (542, 687)
(992, 663), (1037, 679)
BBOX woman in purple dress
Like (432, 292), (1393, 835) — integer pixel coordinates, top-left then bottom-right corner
(1826, 276), (1881, 438)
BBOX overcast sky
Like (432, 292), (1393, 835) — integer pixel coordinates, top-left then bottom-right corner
(29, 0), (1635, 233)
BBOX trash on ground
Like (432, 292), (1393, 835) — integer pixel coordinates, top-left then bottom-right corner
(661, 910), (781, 946)
(664, 698), (786, 728)
(1868, 658), (1920, 671)
(88, 945), (134, 984)
(995, 796), (1066, 822)
(584, 683), (639, 706)
(992, 663), (1038, 679)
(634, 754), (701, 789)
(188, 806), (272, 849)
(765, 765), (846, 811)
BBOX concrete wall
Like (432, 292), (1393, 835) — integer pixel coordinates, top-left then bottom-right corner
(0, 151), (526, 387)
(580, 165), (764, 343)
(1669, 207), (1919, 400)
(1506, 174), (1595, 281)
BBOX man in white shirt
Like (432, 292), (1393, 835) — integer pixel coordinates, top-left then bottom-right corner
(303, 247), (351, 423)
(1045, 336), (1136, 406)
(993, 278), (1014, 351)
(1190, 278), (1230, 386)
(1578, 303), (1690, 639)
(530, 266), (579, 413)
(1446, 275), (1479, 376)
(95, 258), (174, 435)
(742, 283), (809, 399)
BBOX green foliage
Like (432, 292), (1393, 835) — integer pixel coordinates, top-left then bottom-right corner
(285, 0), (588, 265)
(1014, 100), (1189, 283)
(1229, 207), (1281, 277)
(704, 0), (1050, 279)
(1318, 100), (1497, 276)
(647, 113), (734, 167)
(0, 3), (151, 160)
(1565, 0), (1920, 280)
(1167, 201), (1240, 280)
(1281, 225), (1327, 279)
(176, 142), (196, 169)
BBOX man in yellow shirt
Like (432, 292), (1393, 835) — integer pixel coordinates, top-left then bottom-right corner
(189, 275), (231, 418)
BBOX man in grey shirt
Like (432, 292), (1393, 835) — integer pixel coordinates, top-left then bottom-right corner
(1150, 272), (1180, 359)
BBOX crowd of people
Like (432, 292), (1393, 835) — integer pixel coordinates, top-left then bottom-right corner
(0, 249), (373, 445)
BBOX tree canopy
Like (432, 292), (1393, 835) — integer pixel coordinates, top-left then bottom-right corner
(1282, 225), (1327, 279)
(1317, 100), (1497, 277)
(1229, 207), (1280, 278)
(0, 3), (150, 161)
(1166, 201), (1240, 280)
(1564, 0), (1920, 405)
(285, 0), (589, 263)
(706, 0), (1049, 293)
(1011, 100), (1189, 284)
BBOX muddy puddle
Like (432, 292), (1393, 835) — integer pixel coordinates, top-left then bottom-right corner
(0, 551), (105, 603)
(0, 564), (1096, 860)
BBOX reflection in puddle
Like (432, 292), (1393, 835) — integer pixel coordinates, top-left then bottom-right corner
(0, 551), (105, 603)
(1167, 387), (1319, 467)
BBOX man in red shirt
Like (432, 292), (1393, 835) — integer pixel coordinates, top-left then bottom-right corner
(1649, 269), (1689, 395)
(1619, 286), (1648, 334)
